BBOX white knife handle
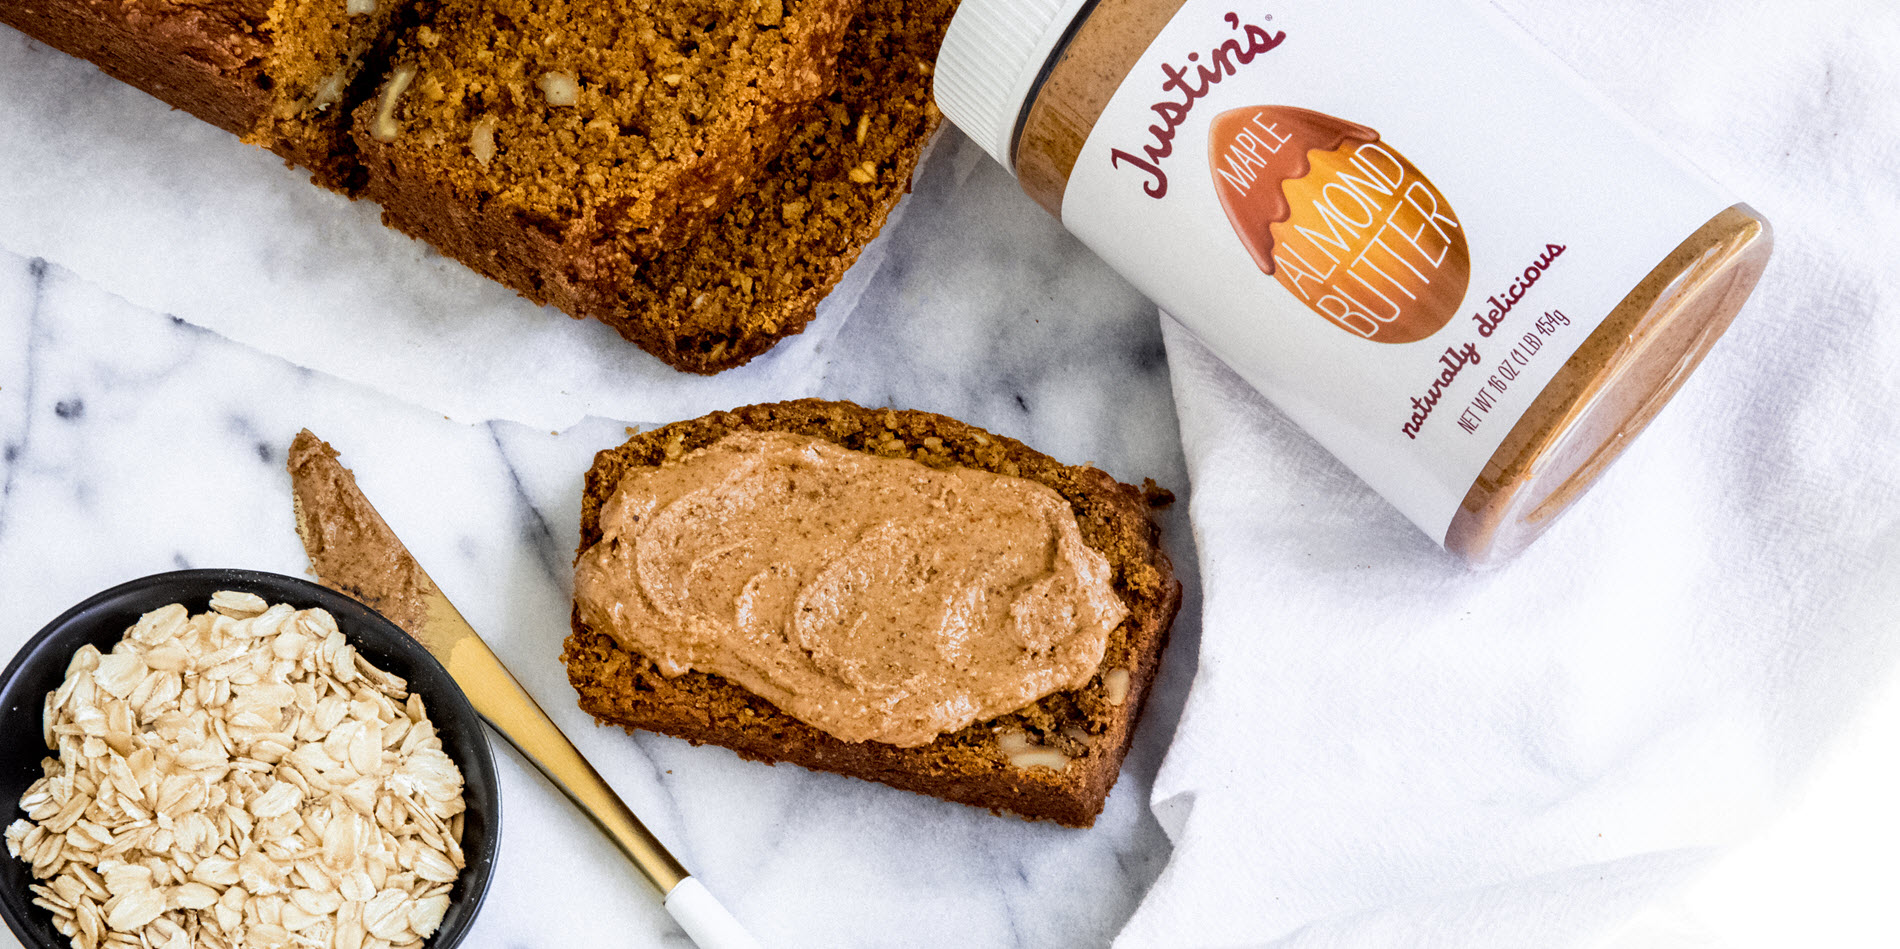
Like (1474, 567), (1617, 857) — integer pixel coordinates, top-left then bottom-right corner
(666, 877), (765, 949)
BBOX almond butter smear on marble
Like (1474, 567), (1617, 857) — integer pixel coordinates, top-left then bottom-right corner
(572, 431), (1129, 748)
(935, 0), (1773, 563)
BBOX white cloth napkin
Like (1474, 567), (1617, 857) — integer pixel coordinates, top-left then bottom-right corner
(1115, 1), (1900, 946)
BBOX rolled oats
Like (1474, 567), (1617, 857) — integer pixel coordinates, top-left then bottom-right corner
(7, 596), (468, 949)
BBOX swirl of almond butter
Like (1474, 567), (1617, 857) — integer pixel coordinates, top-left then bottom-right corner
(573, 431), (1129, 747)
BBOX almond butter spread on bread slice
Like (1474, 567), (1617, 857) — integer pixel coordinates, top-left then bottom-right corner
(574, 430), (1128, 748)
(564, 400), (1180, 827)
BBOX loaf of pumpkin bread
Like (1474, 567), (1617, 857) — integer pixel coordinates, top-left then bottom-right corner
(3, 0), (956, 372)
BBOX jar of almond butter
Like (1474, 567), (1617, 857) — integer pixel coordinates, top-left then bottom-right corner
(934, 0), (1773, 564)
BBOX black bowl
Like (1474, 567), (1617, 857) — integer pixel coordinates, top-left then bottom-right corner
(0, 569), (500, 948)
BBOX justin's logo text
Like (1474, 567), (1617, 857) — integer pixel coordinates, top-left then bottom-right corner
(1108, 12), (1287, 200)
(1209, 106), (1471, 344)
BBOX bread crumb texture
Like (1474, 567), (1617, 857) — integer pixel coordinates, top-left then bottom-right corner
(579, 0), (957, 373)
(363, 0), (858, 254)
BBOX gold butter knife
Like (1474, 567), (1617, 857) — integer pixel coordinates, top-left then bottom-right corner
(286, 430), (762, 949)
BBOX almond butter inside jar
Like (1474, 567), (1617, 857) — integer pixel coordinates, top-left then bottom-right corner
(934, 0), (1773, 564)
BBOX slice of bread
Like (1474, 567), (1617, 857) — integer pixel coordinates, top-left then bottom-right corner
(351, 0), (862, 315)
(563, 400), (1181, 827)
(2, 0), (416, 190)
(574, 0), (953, 373)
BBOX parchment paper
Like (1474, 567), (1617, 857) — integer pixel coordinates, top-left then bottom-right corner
(0, 29), (909, 428)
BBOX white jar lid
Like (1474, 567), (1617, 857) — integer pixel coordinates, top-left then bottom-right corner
(932, 0), (1095, 172)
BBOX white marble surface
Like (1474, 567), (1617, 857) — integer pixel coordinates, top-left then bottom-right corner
(0, 104), (1202, 947)
(6, 0), (1900, 946)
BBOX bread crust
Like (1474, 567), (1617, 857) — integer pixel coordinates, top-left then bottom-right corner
(563, 400), (1181, 827)
(1, 0), (272, 140)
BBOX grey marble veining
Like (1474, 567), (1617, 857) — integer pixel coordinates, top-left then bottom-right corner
(0, 138), (1202, 948)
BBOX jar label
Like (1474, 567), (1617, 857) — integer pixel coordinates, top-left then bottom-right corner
(1060, 0), (1733, 542)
